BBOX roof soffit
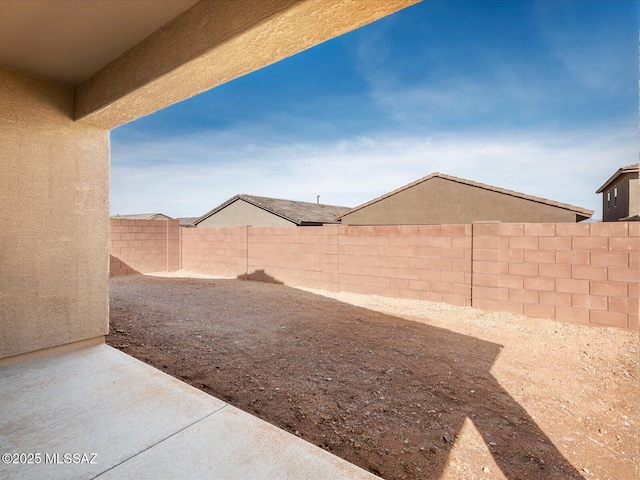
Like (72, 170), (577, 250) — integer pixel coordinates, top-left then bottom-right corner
(0, 0), (199, 85)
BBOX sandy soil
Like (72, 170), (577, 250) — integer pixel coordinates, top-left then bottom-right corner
(108, 273), (638, 480)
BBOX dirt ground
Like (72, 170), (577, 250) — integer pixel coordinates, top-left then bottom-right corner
(107, 273), (638, 480)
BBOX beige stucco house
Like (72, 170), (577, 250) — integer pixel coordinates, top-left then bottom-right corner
(596, 163), (639, 222)
(336, 172), (593, 225)
(195, 194), (349, 227)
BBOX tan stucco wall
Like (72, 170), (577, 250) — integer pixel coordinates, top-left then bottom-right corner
(0, 66), (109, 359)
(197, 199), (295, 228)
(340, 177), (579, 225)
(601, 173), (638, 222)
(630, 177), (640, 217)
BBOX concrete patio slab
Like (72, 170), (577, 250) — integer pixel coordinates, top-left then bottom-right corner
(97, 404), (377, 480)
(0, 344), (223, 480)
(0, 344), (379, 480)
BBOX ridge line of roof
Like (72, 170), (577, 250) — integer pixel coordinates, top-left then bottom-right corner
(111, 213), (173, 220)
(241, 193), (350, 210)
(241, 194), (350, 224)
(193, 194), (244, 225)
(437, 173), (593, 215)
(335, 172), (593, 220)
(596, 163), (639, 193)
(238, 194), (303, 225)
(193, 194), (350, 226)
(334, 173), (440, 220)
(194, 194), (298, 225)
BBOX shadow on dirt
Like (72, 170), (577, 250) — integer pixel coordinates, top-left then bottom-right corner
(108, 275), (584, 480)
(237, 269), (283, 284)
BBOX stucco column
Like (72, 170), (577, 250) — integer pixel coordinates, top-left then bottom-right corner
(0, 66), (110, 360)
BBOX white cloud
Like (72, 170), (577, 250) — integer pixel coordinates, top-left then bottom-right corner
(111, 127), (636, 220)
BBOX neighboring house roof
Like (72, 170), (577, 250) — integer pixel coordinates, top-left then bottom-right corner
(194, 194), (351, 226)
(178, 217), (199, 227)
(111, 213), (173, 220)
(335, 172), (594, 221)
(596, 163), (639, 193)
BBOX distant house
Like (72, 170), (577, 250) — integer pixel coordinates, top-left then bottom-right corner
(596, 163), (639, 222)
(336, 173), (593, 225)
(112, 213), (173, 221)
(194, 194), (350, 228)
(177, 217), (199, 227)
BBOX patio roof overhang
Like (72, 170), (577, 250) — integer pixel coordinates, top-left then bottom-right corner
(0, 0), (419, 129)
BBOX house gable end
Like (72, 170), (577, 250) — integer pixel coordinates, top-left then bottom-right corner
(340, 176), (590, 225)
(196, 198), (296, 228)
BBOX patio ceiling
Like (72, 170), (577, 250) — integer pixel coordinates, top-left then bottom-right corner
(0, 0), (199, 85)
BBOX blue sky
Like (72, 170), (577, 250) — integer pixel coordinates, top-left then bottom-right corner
(111, 0), (639, 220)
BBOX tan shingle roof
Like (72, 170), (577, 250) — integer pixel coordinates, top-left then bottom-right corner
(596, 163), (639, 193)
(111, 213), (173, 220)
(335, 172), (594, 220)
(194, 194), (351, 226)
(178, 217), (199, 227)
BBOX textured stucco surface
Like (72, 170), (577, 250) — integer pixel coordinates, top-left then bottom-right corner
(0, 0), (199, 85)
(630, 178), (640, 218)
(0, 66), (109, 359)
(75, 0), (418, 129)
(197, 199), (296, 228)
(601, 173), (627, 222)
(340, 176), (580, 225)
(601, 173), (639, 222)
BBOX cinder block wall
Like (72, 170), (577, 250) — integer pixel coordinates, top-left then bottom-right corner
(179, 225), (472, 304)
(335, 225), (471, 305)
(109, 219), (180, 275)
(471, 222), (639, 329)
(111, 220), (639, 330)
(180, 226), (247, 277)
(246, 225), (340, 292)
